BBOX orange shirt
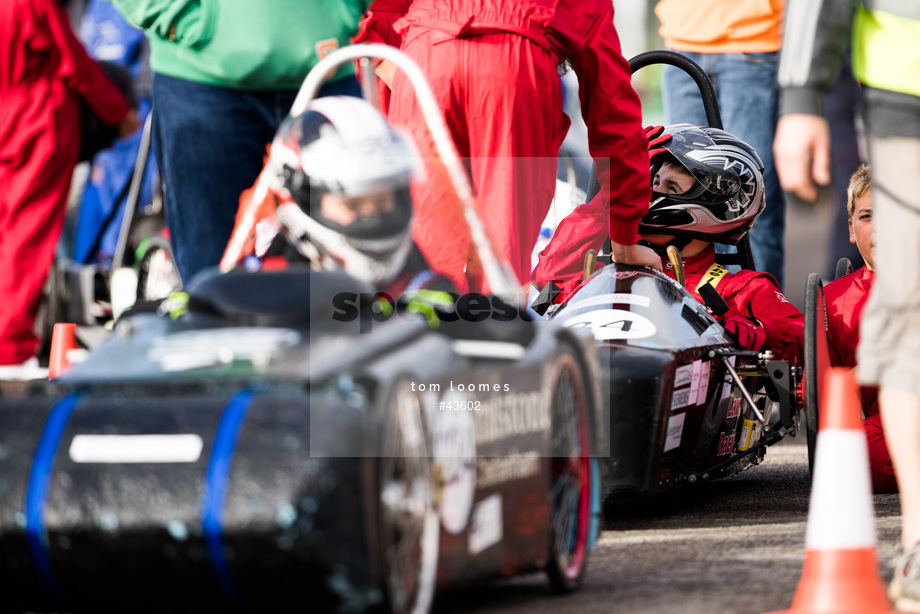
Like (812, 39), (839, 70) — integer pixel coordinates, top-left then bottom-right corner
(655, 0), (784, 53)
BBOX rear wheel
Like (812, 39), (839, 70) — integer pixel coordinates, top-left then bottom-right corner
(378, 381), (438, 614)
(803, 273), (827, 478)
(546, 352), (592, 592)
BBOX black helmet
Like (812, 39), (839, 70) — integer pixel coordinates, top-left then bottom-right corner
(640, 124), (765, 245)
(269, 96), (419, 285)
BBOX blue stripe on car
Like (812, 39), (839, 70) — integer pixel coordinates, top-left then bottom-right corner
(202, 390), (254, 608)
(25, 393), (81, 607)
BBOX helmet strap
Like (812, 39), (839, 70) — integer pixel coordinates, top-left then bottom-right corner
(638, 235), (692, 256)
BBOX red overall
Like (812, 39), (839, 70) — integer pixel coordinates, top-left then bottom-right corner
(666, 246), (804, 365)
(825, 267), (896, 493)
(0, 0), (129, 365)
(353, 0), (412, 115)
(387, 0), (649, 292)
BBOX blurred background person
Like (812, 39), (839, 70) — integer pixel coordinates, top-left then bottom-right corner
(0, 0), (137, 379)
(387, 0), (661, 294)
(775, 0), (920, 609)
(106, 0), (371, 285)
(655, 0), (787, 289)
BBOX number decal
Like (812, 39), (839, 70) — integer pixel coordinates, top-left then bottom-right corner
(560, 309), (657, 340)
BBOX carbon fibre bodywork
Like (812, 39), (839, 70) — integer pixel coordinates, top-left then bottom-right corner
(0, 267), (603, 613)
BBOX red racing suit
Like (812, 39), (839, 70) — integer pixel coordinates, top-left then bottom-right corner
(0, 0), (131, 364)
(387, 0), (650, 292)
(824, 267), (895, 493)
(663, 246), (804, 366)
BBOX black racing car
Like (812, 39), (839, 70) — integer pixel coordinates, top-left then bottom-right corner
(546, 263), (805, 497)
(0, 264), (603, 614)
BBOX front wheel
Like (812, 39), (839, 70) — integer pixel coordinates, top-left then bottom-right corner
(546, 351), (593, 593)
(377, 380), (439, 614)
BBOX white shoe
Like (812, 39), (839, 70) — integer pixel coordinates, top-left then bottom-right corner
(0, 357), (49, 381)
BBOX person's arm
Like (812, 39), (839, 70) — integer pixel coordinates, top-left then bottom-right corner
(774, 0), (857, 203)
(37, 0), (135, 132)
(532, 196), (609, 288)
(569, 5), (659, 269)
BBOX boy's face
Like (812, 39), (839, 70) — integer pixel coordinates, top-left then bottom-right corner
(653, 162), (695, 195)
(848, 190), (874, 270)
(319, 190), (396, 226)
(644, 162), (710, 257)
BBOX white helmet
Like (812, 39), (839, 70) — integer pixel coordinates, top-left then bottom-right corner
(641, 124), (765, 246)
(269, 96), (419, 286)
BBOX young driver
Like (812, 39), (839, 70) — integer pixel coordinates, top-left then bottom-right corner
(536, 124), (803, 364)
(823, 164), (895, 493)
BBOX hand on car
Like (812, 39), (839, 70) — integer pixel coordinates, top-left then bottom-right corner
(611, 241), (663, 271)
(722, 316), (766, 351)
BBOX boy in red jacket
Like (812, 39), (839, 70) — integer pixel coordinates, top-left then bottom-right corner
(823, 164), (895, 492)
(536, 124), (804, 365)
(0, 0), (138, 379)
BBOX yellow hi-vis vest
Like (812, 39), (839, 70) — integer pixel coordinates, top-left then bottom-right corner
(852, 0), (920, 98)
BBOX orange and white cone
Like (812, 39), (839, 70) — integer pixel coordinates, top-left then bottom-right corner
(48, 322), (77, 379)
(768, 367), (895, 614)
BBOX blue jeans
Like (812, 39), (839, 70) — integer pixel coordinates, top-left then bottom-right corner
(151, 74), (361, 284)
(662, 50), (786, 290)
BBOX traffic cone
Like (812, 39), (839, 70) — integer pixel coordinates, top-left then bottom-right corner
(767, 367), (895, 614)
(48, 323), (77, 379)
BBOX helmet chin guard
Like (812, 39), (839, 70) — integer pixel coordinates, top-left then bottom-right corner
(641, 124), (765, 246)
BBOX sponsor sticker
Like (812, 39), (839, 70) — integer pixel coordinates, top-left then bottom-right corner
(674, 364), (694, 388)
(476, 452), (540, 489)
(717, 430), (737, 456)
(671, 388), (693, 410)
(468, 494), (503, 555)
(688, 360), (702, 402)
(427, 390), (477, 534)
(726, 396), (744, 419)
(697, 360), (711, 404)
(664, 412), (685, 451)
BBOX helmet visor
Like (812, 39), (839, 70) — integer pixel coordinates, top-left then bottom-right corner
(656, 125), (741, 198)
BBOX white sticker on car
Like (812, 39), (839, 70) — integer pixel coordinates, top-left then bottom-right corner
(674, 364), (694, 388)
(468, 494), (503, 555)
(697, 360), (711, 404)
(148, 327), (300, 372)
(671, 388), (692, 409)
(689, 360), (702, 403)
(664, 412), (685, 451)
(427, 389), (477, 534)
(561, 309), (657, 340)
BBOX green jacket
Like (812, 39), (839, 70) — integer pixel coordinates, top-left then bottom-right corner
(109, 0), (371, 90)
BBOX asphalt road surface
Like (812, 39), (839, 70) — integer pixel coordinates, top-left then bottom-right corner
(433, 439), (902, 614)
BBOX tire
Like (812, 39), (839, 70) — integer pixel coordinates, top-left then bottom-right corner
(135, 234), (181, 302)
(546, 351), (593, 593)
(377, 380), (439, 614)
(803, 273), (826, 478)
(835, 257), (854, 280)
